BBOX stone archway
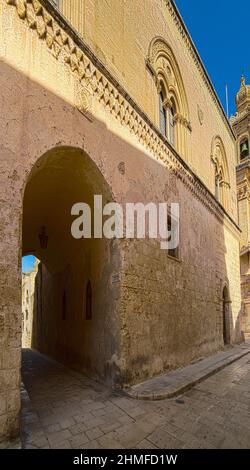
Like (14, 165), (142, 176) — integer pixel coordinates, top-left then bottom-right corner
(222, 285), (231, 345)
(22, 146), (122, 386)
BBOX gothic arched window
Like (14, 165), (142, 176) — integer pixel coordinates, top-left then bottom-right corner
(211, 136), (230, 210)
(159, 92), (167, 137)
(159, 86), (176, 146)
(147, 37), (191, 159)
(168, 104), (175, 146)
(86, 281), (92, 320)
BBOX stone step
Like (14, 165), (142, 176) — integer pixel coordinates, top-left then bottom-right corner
(125, 341), (250, 401)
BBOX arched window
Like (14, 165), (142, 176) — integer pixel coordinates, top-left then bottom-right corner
(159, 92), (167, 137)
(159, 87), (176, 146)
(240, 138), (249, 160)
(86, 281), (92, 320)
(215, 167), (226, 204)
(147, 37), (191, 159)
(215, 173), (220, 202)
(211, 137), (230, 210)
(168, 105), (175, 146)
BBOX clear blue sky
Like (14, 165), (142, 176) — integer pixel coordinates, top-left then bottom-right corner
(22, 255), (36, 273)
(175, 0), (249, 117)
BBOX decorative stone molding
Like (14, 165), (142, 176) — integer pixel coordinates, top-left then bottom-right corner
(146, 36), (192, 160)
(197, 105), (204, 126)
(231, 106), (250, 127)
(75, 86), (93, 121)
(5, 0), (239, 231)
(211, 136), (229, 180)
(173, 113), (191, 130)
(231, 77), (250, 127)
(237, 177), (250, 201)
(211, 136), (231, 211)
(237, 184), (248, 201)
(163, 97), (173, 110)
(236, 75), (250, 110)
(146, 36), (191, 130)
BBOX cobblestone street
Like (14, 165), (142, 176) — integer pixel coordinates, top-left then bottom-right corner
(20, 349), (250, 449)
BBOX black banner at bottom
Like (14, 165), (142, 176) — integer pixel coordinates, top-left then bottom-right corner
(0, 449), (249, 467)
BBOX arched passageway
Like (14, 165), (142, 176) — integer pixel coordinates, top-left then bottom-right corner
(22, 147), (122, 385)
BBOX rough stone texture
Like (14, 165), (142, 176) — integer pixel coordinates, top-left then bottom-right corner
(19, 349), (250, 449)
(0, 0), (242, 440)
(126, 341), (250, 399)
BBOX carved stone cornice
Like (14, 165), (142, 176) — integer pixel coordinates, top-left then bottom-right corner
(5, 0), (239, 233)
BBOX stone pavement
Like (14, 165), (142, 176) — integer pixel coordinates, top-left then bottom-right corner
(17, 348), (250, 449)
(126, 341), (250, 400)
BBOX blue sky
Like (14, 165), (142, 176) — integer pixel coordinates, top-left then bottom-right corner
(175, 0), (249, 117)
(22, 255), (36, 273)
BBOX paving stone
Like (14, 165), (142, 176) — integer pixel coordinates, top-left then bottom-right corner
(81, 439), (100, 449)
(19, 349), (250, 450)
(86, 427), (104, 440)
(126, 407), (146, 418)
(136, 439), (159, 449)
(83, 416), (106, 430)
(74, 412), (93, 424)
(50, 439), (72, 449)
(100, 421), (123, 434)
(114, 423), (151, 448)
(47, 429), (72, 446)
(59, 417), (76, 429)
(69, 433), (89, 449)
(44, 423), (61, 434)
(118, 415), (135, 425)
(97, 432), (124, 449)
(147, 428), (184, 449)
(69, 423), (87, 436)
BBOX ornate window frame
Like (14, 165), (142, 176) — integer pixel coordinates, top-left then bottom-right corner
(146, 37), (191, 160)
(211, 136), (230, 210)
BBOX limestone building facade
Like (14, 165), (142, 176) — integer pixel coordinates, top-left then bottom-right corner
(231, 76), (250, 334)
(0, 0), (242, 440)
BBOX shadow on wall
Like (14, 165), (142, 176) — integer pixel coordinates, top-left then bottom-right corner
(0, 58), (244, 397)
(22, 145), (123, 387)
(222, 284), (244, 346)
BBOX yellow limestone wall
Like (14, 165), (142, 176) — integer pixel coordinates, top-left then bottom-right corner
(61, 0), (238, 215)
(0, 0), (242, 439)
